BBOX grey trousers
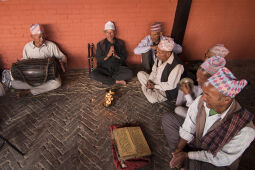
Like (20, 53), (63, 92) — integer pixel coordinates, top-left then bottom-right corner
(162, 113), (232, 170)
(142, 50), (154, 73)
(11, 76), (61, 95)
(185, 160), (230, 170)
(162, 112), (185, 152)
(90, 66), (133, 85)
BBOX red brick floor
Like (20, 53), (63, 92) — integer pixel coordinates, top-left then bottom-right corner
(0, 60), (254, 170)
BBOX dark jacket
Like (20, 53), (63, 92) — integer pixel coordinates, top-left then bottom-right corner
(96, 38), (127, 76)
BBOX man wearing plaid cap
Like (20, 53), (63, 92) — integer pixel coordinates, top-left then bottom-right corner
(175, 56), (226, 118)
(205, 44), (229, 59)
(162, 67), (255, 169)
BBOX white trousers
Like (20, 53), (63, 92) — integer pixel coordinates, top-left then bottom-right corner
(137, 71), (167, 103)
(174, 106), (188, 118)
(12, 76), (61, 95)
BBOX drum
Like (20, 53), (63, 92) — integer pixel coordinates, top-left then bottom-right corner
(11, 57), (60, 86)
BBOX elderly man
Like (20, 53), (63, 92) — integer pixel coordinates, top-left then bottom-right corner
(137, 37), (184, 103)
(90, 21), (133, 85)
(162, 67), (255, 170)
(134, 22), (182, 73)
(185, 44), (229, 82)
(175, 56), (226, 118)
(205, 44), (229, 59)
(11, 24), (67, 96)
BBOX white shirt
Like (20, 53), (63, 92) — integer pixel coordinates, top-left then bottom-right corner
(176, 85), (203, 107)
(148, 53), (184, 91)
(133, 35), (183, 62)
(180, 96), (255, 166)
(22, 40), (67, 62)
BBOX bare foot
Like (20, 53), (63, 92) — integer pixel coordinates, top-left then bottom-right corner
(115, 80), (126, 85)
(16, 90), (31, 98)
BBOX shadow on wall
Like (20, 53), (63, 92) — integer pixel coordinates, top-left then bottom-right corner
(181, 33), (202, 61)
(42, 24), (55, 41)
(42, 24), (93, 69)
(0, 54), (4, 73)
(42, 24), (70, 67)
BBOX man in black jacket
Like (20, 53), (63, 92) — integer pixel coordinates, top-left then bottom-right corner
(90, 21), (133, 85)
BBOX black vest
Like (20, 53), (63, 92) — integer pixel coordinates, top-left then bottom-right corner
(160, 54), (183, 101)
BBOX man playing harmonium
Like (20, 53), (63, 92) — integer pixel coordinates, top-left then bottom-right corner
(11, 24), (67, 96)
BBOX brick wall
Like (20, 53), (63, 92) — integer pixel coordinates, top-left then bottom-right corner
(182, 0), (255, 61)
(0, 0), (254, 69)
(0, 0), (177, 69)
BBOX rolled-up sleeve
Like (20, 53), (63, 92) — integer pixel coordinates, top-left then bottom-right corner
(188, 126), (255, 166)
(179, 96), (201, 142)
(51, 43), (67, 63)
(134, 36), (152, 54)
(185, 94), (195, 107)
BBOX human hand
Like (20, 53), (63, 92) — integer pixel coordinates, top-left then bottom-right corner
(181, 83), (191, 95)
(113, 54), (120, 60)
(146, 80), (155, 89)
(107, 46), (115, 57)
(169, 151), (188, 168)
(172, 148), (182, 155)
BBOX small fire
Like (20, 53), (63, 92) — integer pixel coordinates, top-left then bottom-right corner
(103, 90), (115, 107)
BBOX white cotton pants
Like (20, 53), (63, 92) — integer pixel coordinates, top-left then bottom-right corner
(137, 71), (167, 103)
(174, 106), (188, 118)
(11, 76), (61, 95)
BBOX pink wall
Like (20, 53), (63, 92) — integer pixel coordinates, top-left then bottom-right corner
(0, 0), (254, 69)
(182, 0), (255, 61)
(0, 0), (177, 68)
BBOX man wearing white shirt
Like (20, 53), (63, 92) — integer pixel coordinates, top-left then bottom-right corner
(175, 56), (226, 118)
(12, 24), (67, 96)
(134, 22), (182, 73)
(137, 37), (184, 103)
(162, 67), (255, 169)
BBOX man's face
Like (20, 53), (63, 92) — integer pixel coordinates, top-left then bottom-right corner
(105, 29), (115, 41)
(204, 50), (215, 60)
(202, 83), (229, 111)
(196, 68), (210, 86)
(31, 33), (45, 47)
(150, 31), (161, 44)
(157, 48), (171, 62)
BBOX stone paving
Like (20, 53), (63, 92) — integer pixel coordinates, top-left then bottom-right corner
(0, 60), (254, 170)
